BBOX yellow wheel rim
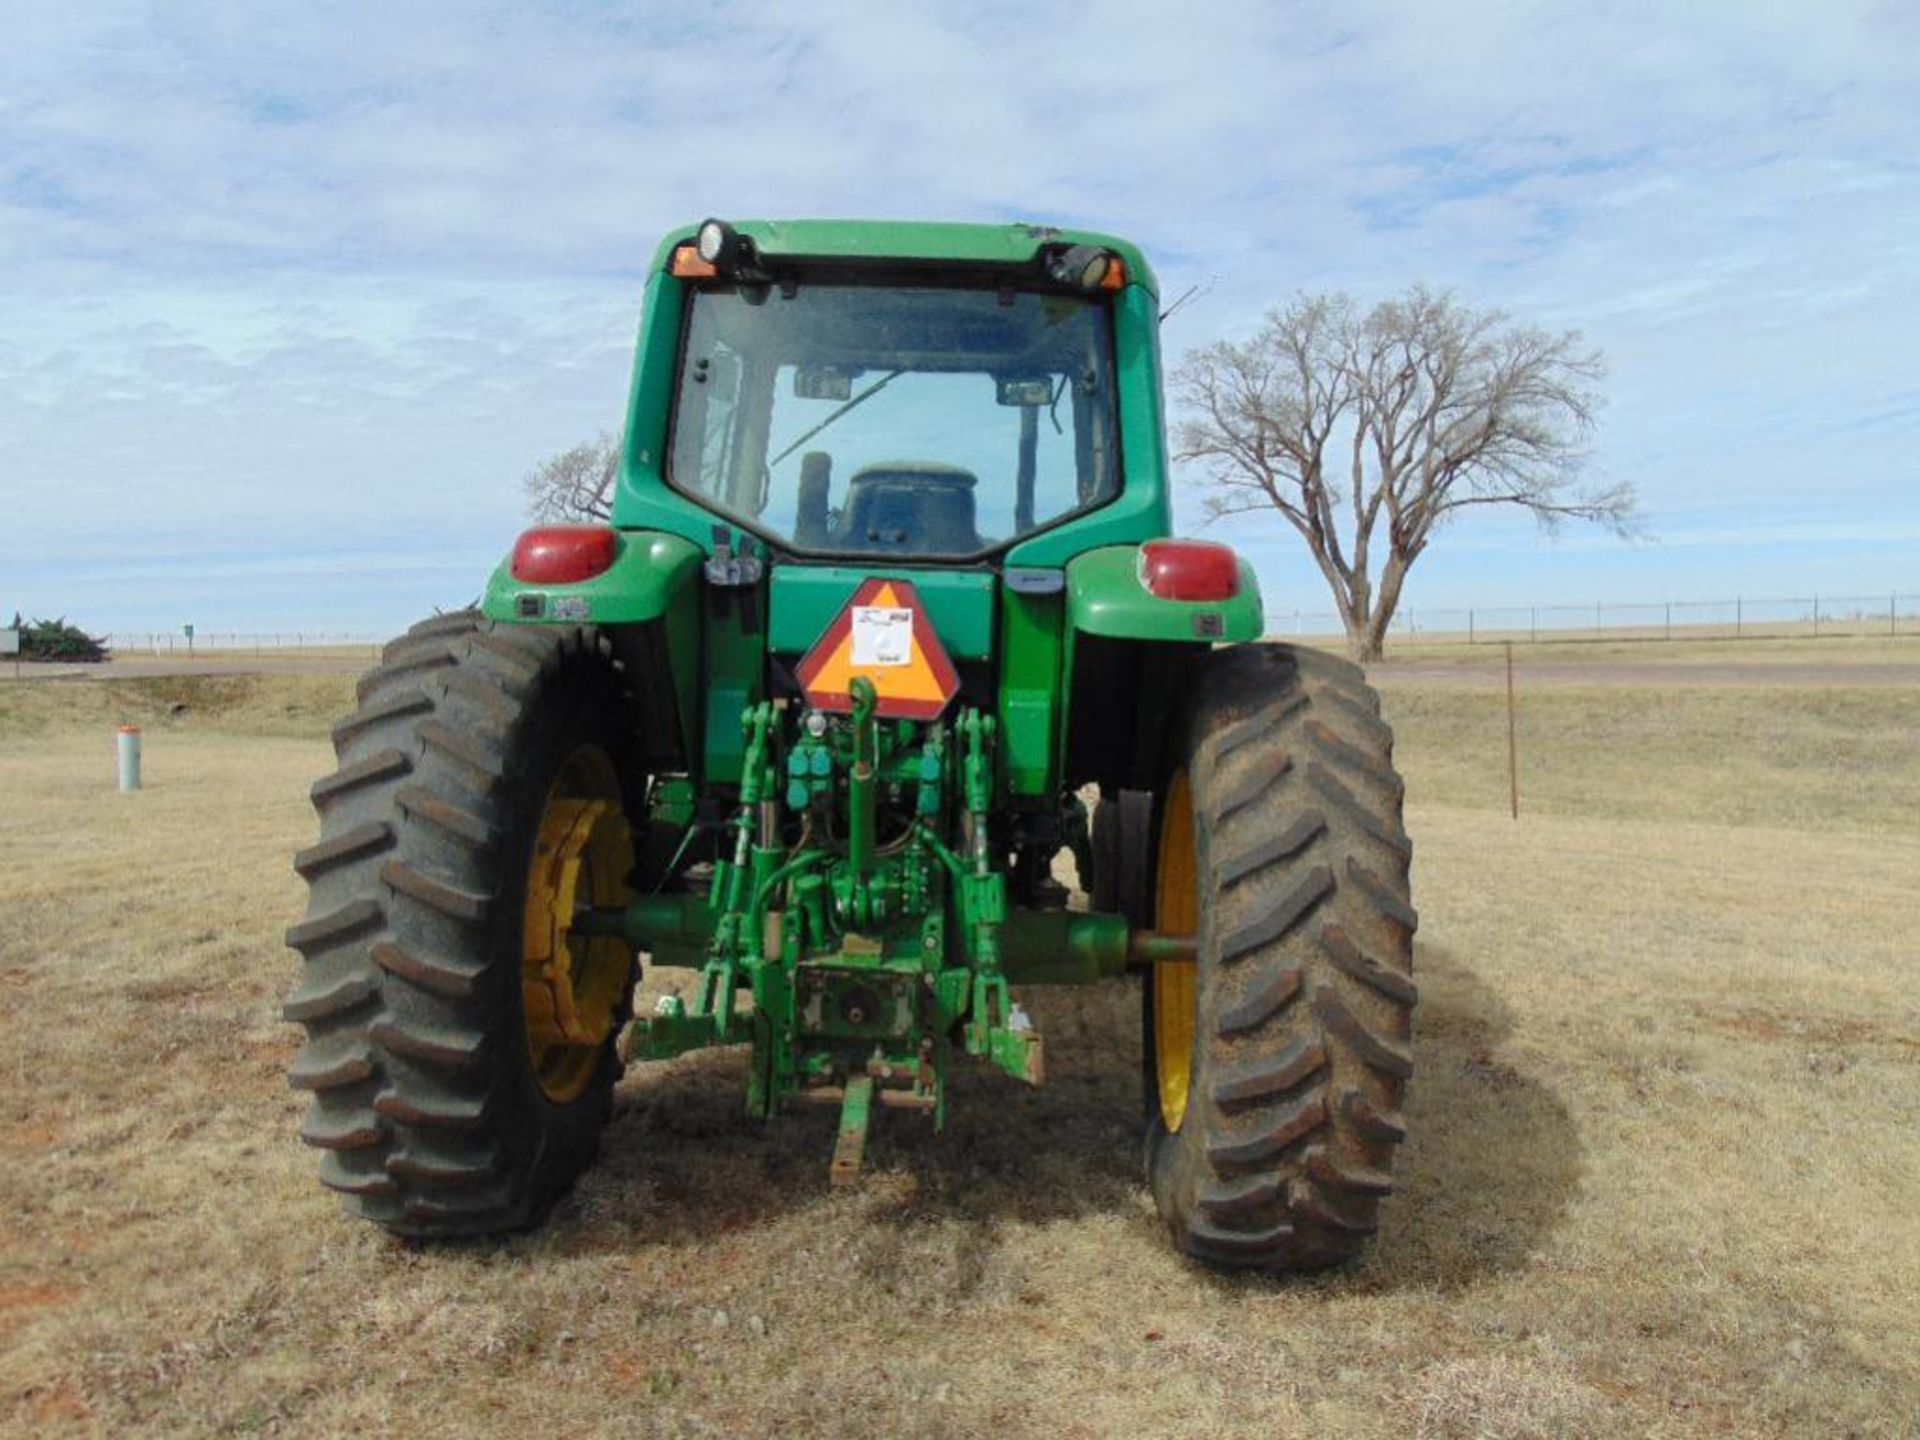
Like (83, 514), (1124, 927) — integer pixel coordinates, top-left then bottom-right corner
(1154, 770), (1199, 1133)
(521, 746), (634, 1104)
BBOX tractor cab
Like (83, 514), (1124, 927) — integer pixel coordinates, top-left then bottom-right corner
(663, 237), (1123, 562)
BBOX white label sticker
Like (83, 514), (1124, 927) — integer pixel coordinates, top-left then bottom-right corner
(850, 606), (913, 667)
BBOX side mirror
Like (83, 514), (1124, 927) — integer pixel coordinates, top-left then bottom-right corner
(794, 365), (858, 401)
(996, 375), (1053, 407)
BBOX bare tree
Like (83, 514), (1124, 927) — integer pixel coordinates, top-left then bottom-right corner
(1173, 286), (1633, 661)
(523, 432), (620, 522)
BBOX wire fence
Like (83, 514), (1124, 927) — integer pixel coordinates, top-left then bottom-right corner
(91, 593), (1920, 654)
(102, 631), (386, 657)
(1269, 593), (1920, 644)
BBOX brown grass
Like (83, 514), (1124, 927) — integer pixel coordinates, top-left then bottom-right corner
(1, 663), (1916, 1437)
(1379, 681), (1920, 834)
(1373, 628), (1920, 664)
(0, 673), (354, 741)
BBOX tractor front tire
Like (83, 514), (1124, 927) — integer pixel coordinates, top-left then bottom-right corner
(1145, 644), (1416, 1271)
(285, 612), (646, 1237)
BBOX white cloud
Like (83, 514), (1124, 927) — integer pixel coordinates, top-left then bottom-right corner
(2, 2), (1917, 627)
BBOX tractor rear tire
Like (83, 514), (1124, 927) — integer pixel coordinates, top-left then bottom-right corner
(1144, 644), (1416, 1272)
(284, 611), (647, 1237)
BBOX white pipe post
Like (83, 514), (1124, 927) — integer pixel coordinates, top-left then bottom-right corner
(117, 725), (142, 792)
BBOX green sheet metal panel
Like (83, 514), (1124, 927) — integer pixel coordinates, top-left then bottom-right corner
(702, 592), (764, 785)
(481, 530), (704, 626)
(997, 586), (1065, 796)
(768, 566), (997, 660)
(1065, 545), (1265, 643)
(482, 529), (707, 769)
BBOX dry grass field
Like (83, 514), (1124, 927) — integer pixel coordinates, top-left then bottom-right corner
(1, 655), (1916, 1438)
(1377, 633), (1920, 670)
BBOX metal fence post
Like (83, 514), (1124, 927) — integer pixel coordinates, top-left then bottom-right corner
(1505, 642), (1519, 821)
(1468, 609), (1475, 644)
(1530, 607), (1537, 643)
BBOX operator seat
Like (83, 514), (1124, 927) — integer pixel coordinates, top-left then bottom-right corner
(835, 462), (983, 555)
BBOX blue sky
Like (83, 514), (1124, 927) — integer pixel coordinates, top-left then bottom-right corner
(2, 2), (1916, 634)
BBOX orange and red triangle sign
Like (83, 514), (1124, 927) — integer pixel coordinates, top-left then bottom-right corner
(795, 577), (960, 721)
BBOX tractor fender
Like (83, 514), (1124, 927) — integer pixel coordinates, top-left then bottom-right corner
(482, 529), (706, 770)
(482, 529), (704, 626)
(1064, 544), (1265, 644)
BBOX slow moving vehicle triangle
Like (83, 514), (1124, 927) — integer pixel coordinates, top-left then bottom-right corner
(796, 577), (960, 719)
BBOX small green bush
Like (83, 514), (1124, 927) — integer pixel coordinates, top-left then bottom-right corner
(8, 613), (112, 663)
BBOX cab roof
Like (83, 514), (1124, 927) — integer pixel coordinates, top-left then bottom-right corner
(650, 218), (1159, 298)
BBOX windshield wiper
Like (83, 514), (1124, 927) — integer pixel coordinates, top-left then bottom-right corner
(767, 369), (904, 471)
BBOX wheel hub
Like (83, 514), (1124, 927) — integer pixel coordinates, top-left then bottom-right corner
(1153, 769), (1199, 1132)
(522, 785), (634, 1102)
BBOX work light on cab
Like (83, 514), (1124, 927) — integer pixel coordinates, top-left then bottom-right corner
(1050, 243), (1121, 291)
(695, 218), (731, 263)
(510, 525), (618, 584)
(1139, 538), (1240, 601)
(694, 217), (756, 274)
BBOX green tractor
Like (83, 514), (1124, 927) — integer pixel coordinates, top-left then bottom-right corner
(285, 220), (1416, 1272)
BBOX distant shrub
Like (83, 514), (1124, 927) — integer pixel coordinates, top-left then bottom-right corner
(9, 613), (111, 663)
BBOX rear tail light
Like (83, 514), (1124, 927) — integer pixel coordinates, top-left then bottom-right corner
(1139, 539), (1239, 601)
(511, 525), (619, 584)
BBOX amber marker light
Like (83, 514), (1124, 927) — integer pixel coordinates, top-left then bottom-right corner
(669, 244), (719, 278)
